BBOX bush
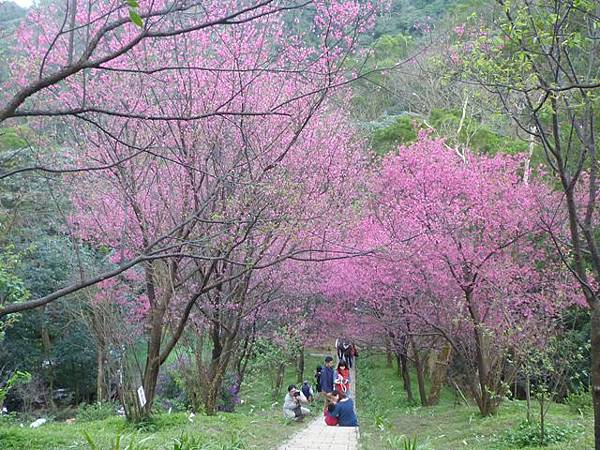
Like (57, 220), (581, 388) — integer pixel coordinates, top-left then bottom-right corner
(156, 360), (189, 412)
(567, 390), (593, 416)
(503, 420), (572, 447)
(218, 373), (241, 413)
(76, 402), (117, 422)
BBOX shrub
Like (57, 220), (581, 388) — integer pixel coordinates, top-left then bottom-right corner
(503, 420), (572, 447)
(567, 390), (593, 416)
(156, 360), (189, 412)
(218, 373), (241, 413)
(76, 402), (117, 422)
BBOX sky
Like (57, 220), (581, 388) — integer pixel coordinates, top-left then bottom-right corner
(12, 0), (33, 7)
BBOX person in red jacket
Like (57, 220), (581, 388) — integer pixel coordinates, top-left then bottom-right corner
(334, 360), (350, 395)
(324, 392), (338, 426)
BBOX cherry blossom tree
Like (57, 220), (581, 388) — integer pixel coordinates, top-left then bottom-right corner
(323, 134), (576, 415)
(0, 0), (379, 318)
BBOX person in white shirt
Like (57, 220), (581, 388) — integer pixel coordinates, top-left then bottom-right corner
(283, 384), (310, 420)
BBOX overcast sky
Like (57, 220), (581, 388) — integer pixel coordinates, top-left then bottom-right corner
(12, 0), (33, 7)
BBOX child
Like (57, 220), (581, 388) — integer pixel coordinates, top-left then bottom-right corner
(301, 380), (314, 402)
(314, 365), (322, 393)
(334, 360), (350, 395)
(324, 402), (338, 426)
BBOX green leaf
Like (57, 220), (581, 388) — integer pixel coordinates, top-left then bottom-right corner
(126, 0), (139, 7)
(129, 9), (143, 28)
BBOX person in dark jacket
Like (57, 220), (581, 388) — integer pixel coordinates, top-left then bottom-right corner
(319, 356), (335, 394)
(314, 365), (323, 393)
(330, 391), (358, 427)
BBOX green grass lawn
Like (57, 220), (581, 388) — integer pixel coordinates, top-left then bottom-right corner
(356, 353), (593, 450)
(0, 354), (324, 450)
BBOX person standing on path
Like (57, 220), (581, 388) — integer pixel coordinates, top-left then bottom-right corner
(319, 356), (335, 396)
(335, 360), (350, 394)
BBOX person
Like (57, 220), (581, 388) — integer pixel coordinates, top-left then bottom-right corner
(314, 365), (323, 393)
(324, 402), (338, 426)
(329, 391), (358, 427)
(337, 339), (347, 362)
(344, 343), (354, 368)
(334, 360), (350, 394)
(301, 380), (314, 402)
(323, 391), (339, 426)
(282, 384), (310, 420)
(319, 356), (335, 396)
(341, 341), (351, 366)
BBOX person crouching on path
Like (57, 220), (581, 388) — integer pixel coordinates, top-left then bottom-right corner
(324, 392), (338, 426)
(318, 356), (335, 398)
(283, 384), (310, 421)
(334, 360), (350, 395)
(330, 391), (358, 427)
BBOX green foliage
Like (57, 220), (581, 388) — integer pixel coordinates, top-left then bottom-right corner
(84, 431), (152, 450)
(171, 433), (206, 450)
(0, 427), (67, 450)
(502, 420), (573, 448)
(0, 371), (31, 407)
(556, 307), (591, 393)
(76, 402), (117, 422)
(384, 434), (420, 450)
(374, 0), (471, 38)
(566, 390), (593, 417)
(0, 127), (28, 152)
(0, 246), (30, 305)
(402, 435), (418, 450)
(371, 33), (413, 66)
(358, 354), (593, 449)
(428, 108), (528, 155)
(170, 432), (246, 450)
(371, 115), (422, 154)
(126, 0), (143, 28)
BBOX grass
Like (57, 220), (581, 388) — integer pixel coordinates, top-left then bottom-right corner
(0, 354), (324, 450)
(356, 352), (593, 450)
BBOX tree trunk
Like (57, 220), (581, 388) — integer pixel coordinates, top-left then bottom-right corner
(410, 339), (428, 406)
(297, 345), (305, 384)
(398, 350), (413, 403)
(273, 363), (286, 400)
(96, 342), (107, 402)
(465, 289), (496, 416)
(204, 362), (228, 415)
(136, 263), (164, 420)
(539, 391), (545, 447)
(591, 303), (600, 450)
(141, 305), (164, 417)
(40, 305), (55, 408)
(428, 343), (452, 406)
(385, 337), (393, 368)
(525, 375), (531, 423)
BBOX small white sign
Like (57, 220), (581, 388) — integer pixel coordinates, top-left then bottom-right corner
(137, 386), (147, 408)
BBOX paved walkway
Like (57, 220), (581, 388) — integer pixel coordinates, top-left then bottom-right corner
(276, 366), (359, 450)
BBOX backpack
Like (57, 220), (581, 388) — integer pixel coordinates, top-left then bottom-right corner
(344, 345), (353, 358)
(301, 382), (312, 398)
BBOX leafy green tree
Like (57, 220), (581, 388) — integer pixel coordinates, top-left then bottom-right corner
(459, 0), (600, 446)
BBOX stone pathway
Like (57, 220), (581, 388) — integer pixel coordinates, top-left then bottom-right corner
(276, 366), (359, 450)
